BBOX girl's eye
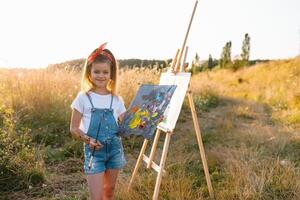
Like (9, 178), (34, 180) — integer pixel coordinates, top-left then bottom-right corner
(92, 70), (109, 74)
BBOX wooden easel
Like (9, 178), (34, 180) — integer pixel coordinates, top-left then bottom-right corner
(128, 1), (214, 199)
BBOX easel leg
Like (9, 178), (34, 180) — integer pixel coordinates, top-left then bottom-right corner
(187, 91), (214, 198)
(128, 139), (149, 190)
(147, 128), (161, 169)
(153, 132), (172, 200)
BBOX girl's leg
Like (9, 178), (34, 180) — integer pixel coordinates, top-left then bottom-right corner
(103, 169), (120, 200)
(87, 173), (104, 200)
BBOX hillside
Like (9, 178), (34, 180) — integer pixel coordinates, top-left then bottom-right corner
(46, 58), (171, 72)
(1, 56), (300, 199)
(191, 56), (300, 127)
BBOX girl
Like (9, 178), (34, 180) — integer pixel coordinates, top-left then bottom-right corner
(70, 43), (126, 200)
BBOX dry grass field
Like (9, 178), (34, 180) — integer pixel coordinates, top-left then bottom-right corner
(1, 56), (300, 199)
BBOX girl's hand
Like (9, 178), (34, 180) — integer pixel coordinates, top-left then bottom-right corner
(158, 115), (164, 123)
(80, 134), (90, 144)
(118, 112), (126, 124)
(89, 139), (103, 151)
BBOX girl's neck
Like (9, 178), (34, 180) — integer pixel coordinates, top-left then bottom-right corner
(91, 87), (110, 95)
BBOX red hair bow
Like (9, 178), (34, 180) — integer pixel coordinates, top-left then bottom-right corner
(87, 42), (113, 65)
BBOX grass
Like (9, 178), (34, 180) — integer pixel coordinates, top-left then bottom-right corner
(190, 56), (300, 127)
(1, 56), (300, 199)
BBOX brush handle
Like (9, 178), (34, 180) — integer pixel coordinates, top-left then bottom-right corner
(88, 155), (94, 169)
(88, 113), (103, 171)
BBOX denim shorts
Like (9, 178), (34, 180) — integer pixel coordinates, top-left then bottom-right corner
(84, 136), (126, 175)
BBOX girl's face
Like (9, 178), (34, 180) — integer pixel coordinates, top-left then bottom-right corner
(90, 62), (111, 89)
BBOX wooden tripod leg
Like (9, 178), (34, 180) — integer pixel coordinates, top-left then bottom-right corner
(128, 139), (149, 190)
(153, 132), (172, 200)
(187, 91), (214, 198)
(171, 49), (180, 72)
(176, 0), (198, 72)
(147, 128), (161, 169)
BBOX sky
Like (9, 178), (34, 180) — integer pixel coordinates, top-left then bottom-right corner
(0, 0), (299, 68)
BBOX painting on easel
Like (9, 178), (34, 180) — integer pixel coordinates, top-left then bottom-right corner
(118, 84), (177, 139)
(158, 72), (191, 132)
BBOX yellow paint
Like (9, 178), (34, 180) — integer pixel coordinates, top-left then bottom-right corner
(129, 108), (150, 129)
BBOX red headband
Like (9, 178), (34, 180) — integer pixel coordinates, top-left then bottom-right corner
(87, 42), (113, 65)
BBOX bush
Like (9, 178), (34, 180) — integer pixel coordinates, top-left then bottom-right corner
(0, 107), (45, 192)
(194, 90), (219, 112)
(230, 59), (247, 71)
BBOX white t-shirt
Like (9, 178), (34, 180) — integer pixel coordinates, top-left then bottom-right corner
(70, 91), (126, 134)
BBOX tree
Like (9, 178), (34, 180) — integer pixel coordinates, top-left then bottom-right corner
(191, 53), (200, 75)
(195, 53), (200, 64)
(208, 54), (213, 70)
(220, 41), (232, 68)
(241, 33), (250, 64)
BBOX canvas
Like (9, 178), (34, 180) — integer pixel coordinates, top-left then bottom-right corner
(158, 72), (191, 131)
(118, 84), (177, 139)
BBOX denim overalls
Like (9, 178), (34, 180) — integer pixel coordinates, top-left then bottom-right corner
(84, 92), (126, 174)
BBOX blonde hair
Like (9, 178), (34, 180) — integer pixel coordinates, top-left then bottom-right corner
(81, 49), (118, 95)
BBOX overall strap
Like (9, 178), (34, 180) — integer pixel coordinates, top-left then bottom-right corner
(109, 94), (113, 109)
(86, 92), (95, 109)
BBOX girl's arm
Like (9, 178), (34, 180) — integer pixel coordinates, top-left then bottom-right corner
(70, 109), (90, 144)
(118, 112), (126, 124)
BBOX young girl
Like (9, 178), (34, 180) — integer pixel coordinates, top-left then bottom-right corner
(70, 43), (126, 200)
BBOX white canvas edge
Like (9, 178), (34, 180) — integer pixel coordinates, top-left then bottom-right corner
(158, 72), (191, 132)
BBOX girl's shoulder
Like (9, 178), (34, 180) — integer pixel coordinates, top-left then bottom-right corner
(70, 91), (89, 111)
(73, 91), (91, 102)
(76, 90), (88, 98)
(113, 95), (125, 104)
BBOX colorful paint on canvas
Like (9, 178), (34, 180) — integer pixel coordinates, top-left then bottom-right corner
(118, 84), (177, 139)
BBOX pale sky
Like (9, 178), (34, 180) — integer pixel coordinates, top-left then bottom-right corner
(0, 0), (299, 68)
